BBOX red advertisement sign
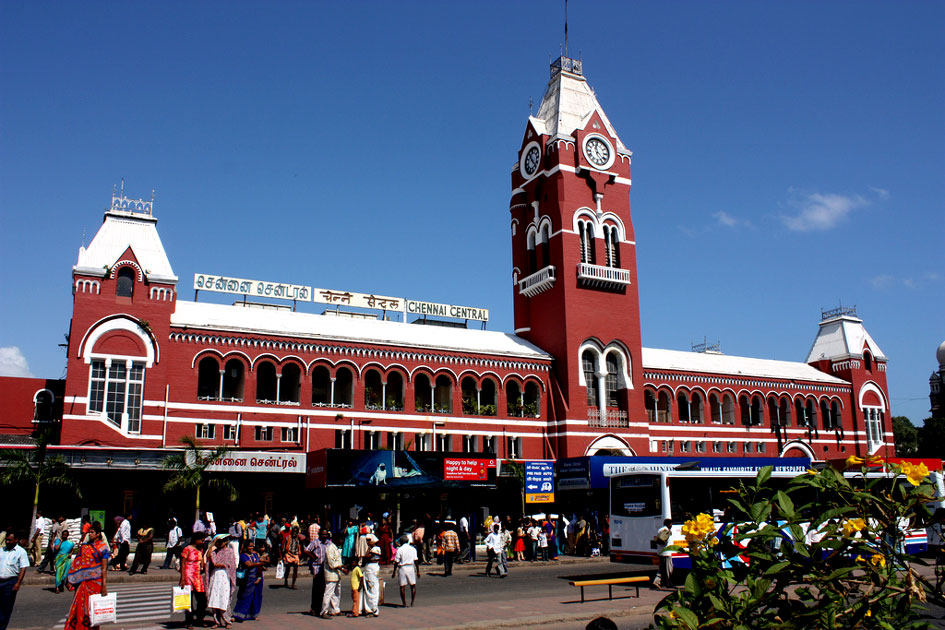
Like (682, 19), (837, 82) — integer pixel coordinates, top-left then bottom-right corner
(443, 458), (495, 481)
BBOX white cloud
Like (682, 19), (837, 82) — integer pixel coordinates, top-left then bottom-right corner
(713, 211), (738, 227)
(0, 346), (33, 377)
(870, 274), (895, 289)
(870, 273), (939, 290)
(781, 192), (869, 232)
(869, 186), (891, 200)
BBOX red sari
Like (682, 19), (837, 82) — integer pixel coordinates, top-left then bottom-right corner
(64, 538), (110, 630)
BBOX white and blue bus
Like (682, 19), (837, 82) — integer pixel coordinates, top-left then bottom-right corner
(608, 459), (944, 569)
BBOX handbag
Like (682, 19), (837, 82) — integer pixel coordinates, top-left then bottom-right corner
(88, 593), (117, 626)
(275, 560), (285, 580)
(172, 585), (191, 612)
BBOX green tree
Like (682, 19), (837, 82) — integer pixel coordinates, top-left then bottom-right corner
(918, 416), (945, 458)
(892, 416), (919, 456)
(652, 460), (934, 629)
(162, 435), (237, 525)
(0, 428), (81, 534)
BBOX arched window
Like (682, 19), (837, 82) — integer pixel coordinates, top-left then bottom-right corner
(605, 353), (620, 408)
(541, 224), (552, 268)
(221, 359), (244, 401)
(709, 393), (722, 423)
(527, 231), (537, 274)
(280, 363), (301, 404)
(864, 351), (873, 372)
(197, 357), (220, 400)
(334, 367), (354, 407)
(830, 401), (842, 429)
(88, 358), (146, 432)
(657, 390), (672, 423)
(677, 391), (691, 422)
(461, 377), (478, 415)
(116, 267), (135, 298)
(645, 390), (657, 422)
(506, 380), (522, 416)
(603, 224), (620, 268)
(863, 406), (884, 453)
(778, 396), (792, 426)
(768, 395), (781, 425)
(312, 365), (331, 406)
(480, 378), (497, 416)
(386, 371), (405, 411)
(582, 349), (598, 407)
(690, 392), (703, 423)
(33, 390), (54, 422)
(255, 361), (277, 403)
(364, 369), (383, 409)
(578, 220), (595, 264)
(740, 395), (762, 426)
(523, 381), (540, 417)
(721, 393), (735, 424)
(414, 373), (432, 412)
(805, 398), (817, 429)
(433, 375), (452, 413)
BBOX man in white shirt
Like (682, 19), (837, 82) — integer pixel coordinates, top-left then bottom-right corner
(392, 537), (418, 607)
(110, 514), (132, 571)
(458, 515), (472, 562)
(0, 530), (30, 630)
(28, 512), (45, 566)
(319, 533), (343, 618)
(161, 518), (182, 570)
(484, 524), (507, 577)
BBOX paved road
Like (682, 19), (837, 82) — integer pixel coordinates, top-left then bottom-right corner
(9, 558), (659, 630)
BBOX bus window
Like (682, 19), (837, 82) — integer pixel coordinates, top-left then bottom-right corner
(610, 475), (662, 517)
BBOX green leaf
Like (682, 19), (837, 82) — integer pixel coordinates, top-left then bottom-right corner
(763, 560), (791, 576)
(683, 572), (701, 597)
(674, 607), (699, 629)
(757, 465), (773, 487)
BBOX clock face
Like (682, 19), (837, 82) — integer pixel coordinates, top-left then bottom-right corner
(519, 141), (542, 179)
(584, 137), (611, 167)
(524, 146), (540, 175)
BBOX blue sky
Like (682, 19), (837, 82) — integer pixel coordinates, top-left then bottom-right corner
(1, 1), (942, 425)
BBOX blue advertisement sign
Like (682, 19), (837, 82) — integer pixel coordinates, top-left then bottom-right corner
(557, 456), (811, 490)
(525, 460), (555, 503)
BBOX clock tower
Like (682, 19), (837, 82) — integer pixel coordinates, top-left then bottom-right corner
(510, 56), (645, 458)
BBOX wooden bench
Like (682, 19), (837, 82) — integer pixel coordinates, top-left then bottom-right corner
(568, 575), (650, 603)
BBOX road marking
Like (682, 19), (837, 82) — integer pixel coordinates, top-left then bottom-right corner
(55, 583), (182, 628)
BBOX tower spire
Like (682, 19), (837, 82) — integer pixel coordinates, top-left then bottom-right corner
(564, 0), (569, 58)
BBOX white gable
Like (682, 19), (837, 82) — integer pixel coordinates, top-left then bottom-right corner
(806, 316), (887, 363)
(74, 211), (177, 284)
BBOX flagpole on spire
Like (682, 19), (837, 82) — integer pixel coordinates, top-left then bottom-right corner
(564, 0), (569, 58)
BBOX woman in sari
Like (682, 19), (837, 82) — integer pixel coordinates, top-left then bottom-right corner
(64, 521), (109, 630)
(54, 529), (75, 593)
(377, 518), (392, 565)
(180, 532), (208, 629)
(342, 520), (357, 563)
(205, 534), (236, 628)
(233, 540), (265, 621)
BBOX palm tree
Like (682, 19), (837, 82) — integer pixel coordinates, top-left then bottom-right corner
(0, 428), (81, 535)
(163, 435), (237, 525)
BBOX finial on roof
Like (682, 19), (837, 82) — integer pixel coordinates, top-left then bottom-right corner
(564, 0), (569, 58)
(691, 337), (722, 354)
(820, 302), (857, 321)
(109, 182), (155, 216)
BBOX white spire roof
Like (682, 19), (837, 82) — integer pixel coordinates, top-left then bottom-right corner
(74, 209), (177, 284)
(530, 58), (628, 153)
(806, 313), (887, 363)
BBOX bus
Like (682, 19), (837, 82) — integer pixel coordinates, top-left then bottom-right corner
(608, 463), (945, 569)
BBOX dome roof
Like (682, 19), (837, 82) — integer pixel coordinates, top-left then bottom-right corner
(937, 340), (945, 367)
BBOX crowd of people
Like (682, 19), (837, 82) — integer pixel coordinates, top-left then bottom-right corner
(0, 507), (610, 630)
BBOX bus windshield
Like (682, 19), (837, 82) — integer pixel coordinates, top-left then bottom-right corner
(610, 474), (662, 517)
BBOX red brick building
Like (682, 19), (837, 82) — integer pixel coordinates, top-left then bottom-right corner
(3, 57), (892, 518)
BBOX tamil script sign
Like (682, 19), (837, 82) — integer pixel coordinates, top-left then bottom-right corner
(189, 450), (306, 474)
(525, 460), (555, 503)
(443, 458), (496, 481)
(193, 272), (489, 321)
(194, 274), (310, 301)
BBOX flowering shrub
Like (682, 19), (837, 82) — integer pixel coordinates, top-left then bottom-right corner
(652, 462), (936, 629)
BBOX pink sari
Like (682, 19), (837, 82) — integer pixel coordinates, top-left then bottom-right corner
(64, 539), (110, 630)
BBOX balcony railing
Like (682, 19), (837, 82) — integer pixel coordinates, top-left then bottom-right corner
(577, 263), (630, 290)
(588, 407), (629, 428)
(518, 265), (556, 297)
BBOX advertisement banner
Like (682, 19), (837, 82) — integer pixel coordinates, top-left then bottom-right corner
(525, 460), (555, 503)
(322, 449), (497, 488)
(443, 458), (496, 481)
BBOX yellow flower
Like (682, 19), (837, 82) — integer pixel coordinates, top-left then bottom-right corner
(902, 462), (930, 486)
(805, 468), (818, 475)
(846, 455), (865, 467)
(669, 611), (677, 619)
(682, 513), (717, 546)
(842, 518), (867, 537)
(870, 553), (886, 568)
(865, 609), (872, 618)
